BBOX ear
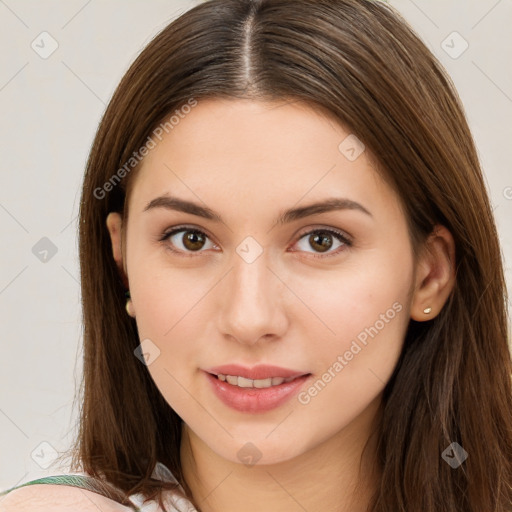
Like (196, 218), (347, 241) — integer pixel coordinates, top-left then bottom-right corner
(410, 225), (456, 321)
(106, 212), (129, 289)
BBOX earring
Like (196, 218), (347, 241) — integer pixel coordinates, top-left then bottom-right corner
(423, 306), (432, 314)
(125, 290), (134, 317)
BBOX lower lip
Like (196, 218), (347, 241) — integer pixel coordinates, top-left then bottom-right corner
(204, 371), (311, 413)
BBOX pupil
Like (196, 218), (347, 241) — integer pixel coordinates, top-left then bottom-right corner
(311, 233), (332, 253)
(184, 231), (205, 250)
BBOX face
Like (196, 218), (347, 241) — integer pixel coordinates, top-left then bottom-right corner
(111, 98), (416, 465)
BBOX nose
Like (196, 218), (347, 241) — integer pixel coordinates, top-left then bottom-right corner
(217, 250), (289, 346)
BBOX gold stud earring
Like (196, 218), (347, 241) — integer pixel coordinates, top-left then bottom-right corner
(423, 306), (432, 314)
(125, 290), (134, 317)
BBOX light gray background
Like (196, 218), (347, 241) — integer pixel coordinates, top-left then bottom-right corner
(1, 0), (511, 491)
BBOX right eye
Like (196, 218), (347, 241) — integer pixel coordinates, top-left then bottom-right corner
(160, 226), (218, 256)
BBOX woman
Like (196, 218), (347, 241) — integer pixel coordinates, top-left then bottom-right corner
(2, 0), (511, 510)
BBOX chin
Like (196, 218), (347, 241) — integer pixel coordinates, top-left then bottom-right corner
(207, 431), (314, 467)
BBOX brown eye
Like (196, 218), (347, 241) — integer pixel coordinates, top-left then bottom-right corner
(161, 227), (215, 254)
(293, 228), (351, 257)
(308, 232), (333, 253)
(182, 231), (206, 251)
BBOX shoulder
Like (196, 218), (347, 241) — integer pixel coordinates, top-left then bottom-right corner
(0, 483), (135, 511)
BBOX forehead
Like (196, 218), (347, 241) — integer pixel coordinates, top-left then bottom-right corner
(127, 98), (395, 216)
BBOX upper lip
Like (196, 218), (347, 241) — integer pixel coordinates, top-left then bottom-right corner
(204, 364), (309, 380)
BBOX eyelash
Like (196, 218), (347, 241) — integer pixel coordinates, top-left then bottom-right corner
(158, 225), (352, 259)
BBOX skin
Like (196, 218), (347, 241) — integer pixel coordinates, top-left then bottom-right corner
(0, 483), (133, 511)
(106, 98), (455, 512)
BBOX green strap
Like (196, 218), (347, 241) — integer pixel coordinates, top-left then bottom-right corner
(0, 475), (142, 511)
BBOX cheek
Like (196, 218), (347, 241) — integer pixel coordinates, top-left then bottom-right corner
(129, 267), (207, 414)
(126, 230), (215, 338)
(307, 248), (413, 352)
(126, 249), (225, 404)
(294, 243), (413, 419)
(130, 271), (213, 386)
(133, 270), (207, 337)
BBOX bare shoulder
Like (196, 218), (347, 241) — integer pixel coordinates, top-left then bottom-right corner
(0, 483), (135, 511)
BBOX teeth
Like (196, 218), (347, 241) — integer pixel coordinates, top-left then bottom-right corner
(237, 376), (254, 388)
(254, 378), (272, 388)
(226, 375), (238, 385)
(216, 374), (297, 388)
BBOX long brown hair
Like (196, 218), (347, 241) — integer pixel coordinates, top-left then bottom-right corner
(64, 0), (512, 510)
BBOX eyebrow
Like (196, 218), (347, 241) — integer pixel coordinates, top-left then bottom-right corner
(143, 195), (372, 224)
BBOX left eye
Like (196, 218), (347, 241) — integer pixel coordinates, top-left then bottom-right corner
(161, 227), (217, 253)
(294, 229), (350, 256)
(160, 226), (351, 257)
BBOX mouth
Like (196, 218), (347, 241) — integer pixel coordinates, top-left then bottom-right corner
(211, 373), (305, 389)
(203, 364), (312, 413)
(205, 363), (309, 381)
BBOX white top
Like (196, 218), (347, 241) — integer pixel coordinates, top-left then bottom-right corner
(129, 462), (198, 512)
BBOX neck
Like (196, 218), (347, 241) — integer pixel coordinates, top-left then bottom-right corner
(180, 397), (382, 512)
